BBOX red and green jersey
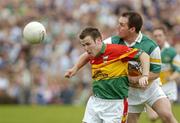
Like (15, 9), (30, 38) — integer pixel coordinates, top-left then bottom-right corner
(89, 43), (143, 99)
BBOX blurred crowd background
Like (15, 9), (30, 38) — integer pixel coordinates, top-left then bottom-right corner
(0, 0), (180, 105)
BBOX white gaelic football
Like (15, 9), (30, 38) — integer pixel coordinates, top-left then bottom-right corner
(23, 21), (46, 44)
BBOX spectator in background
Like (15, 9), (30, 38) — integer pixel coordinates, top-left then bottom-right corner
(0, 0), (179, 105)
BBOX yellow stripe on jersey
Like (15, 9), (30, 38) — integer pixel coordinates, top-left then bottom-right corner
(118, 48), (138, 60)
(92, 58), (119, 69)
(92, 48), (138, 69)
(92, 61), (128, 81)
(150, 58), (161, 64)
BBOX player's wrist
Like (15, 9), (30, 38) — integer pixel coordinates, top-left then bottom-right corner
(73, 65), (79, 71)
(141, 74), (149, 77)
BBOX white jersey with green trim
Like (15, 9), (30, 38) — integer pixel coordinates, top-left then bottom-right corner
(103, 33), (161, 74)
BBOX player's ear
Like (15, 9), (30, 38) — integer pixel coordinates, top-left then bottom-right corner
(95, 38), (101, 45)
(129, 27), (136, 33)
(95, 37), (102, 44)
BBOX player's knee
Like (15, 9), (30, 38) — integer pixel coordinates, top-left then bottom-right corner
(149, 115), (158, 122)
(148, 112), (158, 121)
(127, 118), (138, 123)
(149, 117), (158, 122)
(160, 111), (174, 122)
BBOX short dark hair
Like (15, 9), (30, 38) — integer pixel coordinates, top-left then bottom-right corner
(122, 12), (143, 33)
(79, 27), (102, 41)
(153, 26), (167, 34)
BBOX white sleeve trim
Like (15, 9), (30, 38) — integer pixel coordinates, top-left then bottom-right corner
(103, 37), (112, 44)
(150, 46), (161, 65)
(173, 54), (180, 67)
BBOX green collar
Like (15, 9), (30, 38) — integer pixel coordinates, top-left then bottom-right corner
(96, 43), (106, 57)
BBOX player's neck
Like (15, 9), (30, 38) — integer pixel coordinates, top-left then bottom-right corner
(124, 33), (139, 44)
(94, 43), (104, 57)
(159, 42), (165, 49)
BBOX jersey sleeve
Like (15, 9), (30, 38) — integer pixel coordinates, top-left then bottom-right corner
(172, 54), (180, 72)
(103, 36), (120, 44)
(169, 47), (177, 61)
(149, 46), (161, 73)
(103, 37), (112, 44)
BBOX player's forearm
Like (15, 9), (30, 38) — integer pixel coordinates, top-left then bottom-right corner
(131, 52), (149, 88)
(73, 52), (90, 71)
(139, 52), (150, 77)
(148, 72), (159, 81)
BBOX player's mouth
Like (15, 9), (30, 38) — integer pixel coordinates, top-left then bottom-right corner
(87, 51), (95, 56)
(86, 50), (91, 55)
(87, 51), (91, 55)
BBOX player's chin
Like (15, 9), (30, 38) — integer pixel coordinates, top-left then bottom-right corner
(118, 32), (126, 37)
(87, 52), (94, 57)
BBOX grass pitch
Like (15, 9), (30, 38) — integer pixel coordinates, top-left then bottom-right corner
(0, 104), (179, 123)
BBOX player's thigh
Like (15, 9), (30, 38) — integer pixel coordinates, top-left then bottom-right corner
(127, 112), (141, 123)
(146, 86), (175, 121)
(127, 104), (144, 123)
(82, 96), (101, 123)
(146, 81), (166, 107)
(151, 97), (173, 118)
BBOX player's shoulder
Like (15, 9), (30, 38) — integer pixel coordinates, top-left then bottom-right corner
(165, 46), (176, 53)
(106, 43), (128, 53)
(106, 43), (124, 49)
(165, 46), (177, 58)
(103, 36), (124, 44)
(141, 34), (158, 47)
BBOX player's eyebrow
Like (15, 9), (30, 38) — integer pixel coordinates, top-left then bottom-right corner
(118, 22), (126, 27)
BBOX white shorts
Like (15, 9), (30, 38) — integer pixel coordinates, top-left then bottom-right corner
(83, 96), (128, 123)
(128, 78), (166, 113)
(161, 81), (178, 101)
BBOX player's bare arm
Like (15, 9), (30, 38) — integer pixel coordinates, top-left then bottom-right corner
(138, 52), (150, 88)
(148, 72), (159, 81)
(64, 52), (90, 78)
(128, 72), (159, 81)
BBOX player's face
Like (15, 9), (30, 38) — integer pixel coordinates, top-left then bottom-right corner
(153, 29), (166, 47)
(80, 36), (99, 57)
(117, 17), (130, 38)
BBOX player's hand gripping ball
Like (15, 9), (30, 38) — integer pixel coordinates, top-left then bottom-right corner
(23, 21), (46, 44)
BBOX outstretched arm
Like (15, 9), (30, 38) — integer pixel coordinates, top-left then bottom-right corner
(148, 72), (159, 81)
(64, 52), (90, 78)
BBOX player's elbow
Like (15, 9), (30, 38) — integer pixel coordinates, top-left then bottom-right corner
(140, 52), (150, 62)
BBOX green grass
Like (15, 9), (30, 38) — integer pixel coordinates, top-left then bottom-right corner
(0, 104), (179, 123)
